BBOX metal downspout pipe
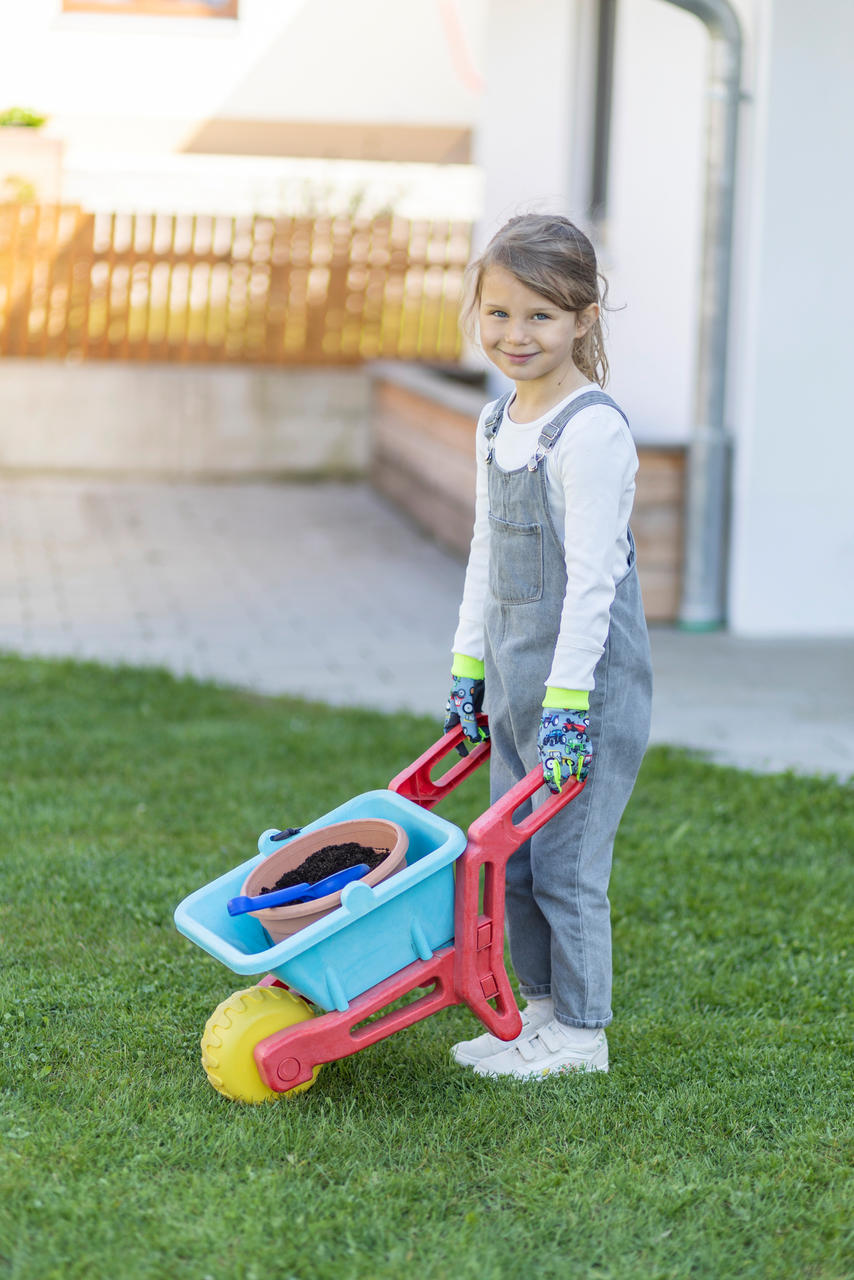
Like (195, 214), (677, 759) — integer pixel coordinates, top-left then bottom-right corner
(663, 0), (743, 628)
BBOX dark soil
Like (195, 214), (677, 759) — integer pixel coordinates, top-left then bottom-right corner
(261, 842), (389, 893)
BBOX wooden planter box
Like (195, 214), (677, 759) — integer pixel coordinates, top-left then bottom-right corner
(369, 363), (685, 623)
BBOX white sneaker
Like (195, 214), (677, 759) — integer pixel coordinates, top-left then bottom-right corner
(450, 998), (554, 1068)
(473, 1019), (609, 1080)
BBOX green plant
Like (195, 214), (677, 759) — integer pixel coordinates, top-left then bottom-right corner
(0, 175), (37, 203)
(0, 107), (48, 128)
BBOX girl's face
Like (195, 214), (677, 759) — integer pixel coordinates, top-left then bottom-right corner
(478, 264), (596, 397)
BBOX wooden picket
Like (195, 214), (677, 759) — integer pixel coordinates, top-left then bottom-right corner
(0, 203), (471, 364)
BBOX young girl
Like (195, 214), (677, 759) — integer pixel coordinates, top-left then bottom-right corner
(444, 214), (653, 1079)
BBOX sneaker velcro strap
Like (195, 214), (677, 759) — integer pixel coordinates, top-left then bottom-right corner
(514, 1036), (541, 1062)
(536, 1022), (568, 1054)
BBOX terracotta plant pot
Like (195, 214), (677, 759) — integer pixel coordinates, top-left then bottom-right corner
(241, 818), (408, 943)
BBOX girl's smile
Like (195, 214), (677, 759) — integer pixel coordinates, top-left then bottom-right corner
(478, 264), (597, 418)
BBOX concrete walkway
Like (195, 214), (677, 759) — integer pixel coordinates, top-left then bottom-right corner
(1, 476), (852, 780)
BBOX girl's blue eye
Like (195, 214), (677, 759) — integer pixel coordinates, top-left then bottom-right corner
(533, 312), (551, 320)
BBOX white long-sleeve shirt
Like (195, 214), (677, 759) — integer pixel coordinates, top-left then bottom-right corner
(452, 385), (639, 693)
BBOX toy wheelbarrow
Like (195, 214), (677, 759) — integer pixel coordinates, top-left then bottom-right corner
(173, 717), (582, 1102)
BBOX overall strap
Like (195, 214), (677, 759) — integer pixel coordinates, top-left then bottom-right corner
(482, 391), (514, 464)
(528, 390), (630, 471)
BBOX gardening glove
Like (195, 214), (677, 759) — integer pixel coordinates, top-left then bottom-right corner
(537, 695), (593, 793)
(444, 654), (489, 756)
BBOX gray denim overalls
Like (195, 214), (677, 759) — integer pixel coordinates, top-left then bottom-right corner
(483, 389), (653, 1029)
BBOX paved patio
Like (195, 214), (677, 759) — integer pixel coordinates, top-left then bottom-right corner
(1, 475), (851, 779)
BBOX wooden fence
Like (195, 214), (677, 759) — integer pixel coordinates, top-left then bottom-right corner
(0, 203), (472, 364)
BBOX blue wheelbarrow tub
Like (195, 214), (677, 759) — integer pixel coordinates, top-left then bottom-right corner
(174, 790), (467, 1012)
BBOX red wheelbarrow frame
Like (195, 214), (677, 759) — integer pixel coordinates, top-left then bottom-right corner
(253, 718), (583, 1093)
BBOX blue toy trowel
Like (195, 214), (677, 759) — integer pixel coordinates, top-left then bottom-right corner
(226, 863), (370, 917)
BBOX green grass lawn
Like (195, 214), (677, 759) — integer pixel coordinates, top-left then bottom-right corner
(0, 654), (851, 1280)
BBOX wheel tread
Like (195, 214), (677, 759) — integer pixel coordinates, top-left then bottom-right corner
(200, 984), (318, 1103)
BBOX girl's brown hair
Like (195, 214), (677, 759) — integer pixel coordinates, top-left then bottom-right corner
(465, 214), (610, 386)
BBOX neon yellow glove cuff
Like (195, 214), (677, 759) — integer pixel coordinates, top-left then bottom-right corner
(542, 687), (590, 710)
(452, 653), (485, 680)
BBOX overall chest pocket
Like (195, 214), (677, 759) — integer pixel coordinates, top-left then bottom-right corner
(488, 514), (544, 605)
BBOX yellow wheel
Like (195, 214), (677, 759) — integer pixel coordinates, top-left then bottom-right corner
(201, 984), (320, 1103)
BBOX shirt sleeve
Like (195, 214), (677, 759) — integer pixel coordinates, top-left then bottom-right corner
(451, 408), (491, 662)
(546, 408), (638, 691)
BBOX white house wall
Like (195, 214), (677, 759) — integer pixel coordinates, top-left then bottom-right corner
(728, 0), (854, 635)
(604, 0), (707, 444)
(473, 0), (581, 244)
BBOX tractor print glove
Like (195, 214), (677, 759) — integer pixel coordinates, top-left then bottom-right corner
(444, 656), (489, 755)
(537, 706), (593, 793)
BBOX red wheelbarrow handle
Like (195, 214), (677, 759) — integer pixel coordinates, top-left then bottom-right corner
(391, 714), (584, 1042)
(468, 763), (585, 852)
(388, 711), (582, 844)
(455, 760), (584, 1041)
(388, 714), (491, 809)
